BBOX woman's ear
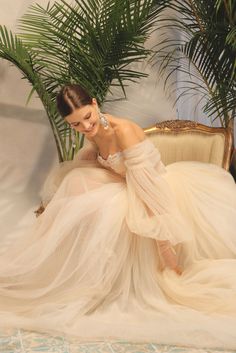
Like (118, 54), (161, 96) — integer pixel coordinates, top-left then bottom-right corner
(92, 98), (98, 106)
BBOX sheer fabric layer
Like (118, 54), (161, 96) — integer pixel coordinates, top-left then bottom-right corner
(0, 139), (236, 349)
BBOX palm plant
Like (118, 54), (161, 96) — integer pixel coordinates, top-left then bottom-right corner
(0, 0), (169, 162)
(153, 0), (236, 128)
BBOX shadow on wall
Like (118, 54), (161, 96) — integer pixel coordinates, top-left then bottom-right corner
(102, 61), (177, 127)
(0, 103), (57, 238)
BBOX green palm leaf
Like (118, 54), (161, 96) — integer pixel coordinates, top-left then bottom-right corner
(0, 24), (71, 160)
(153, 0), (236, 127)
(1, 0), (169, 161)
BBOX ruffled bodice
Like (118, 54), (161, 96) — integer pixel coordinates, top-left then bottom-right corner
(96, 139), (166, 177)
(97, 151), (126, 176)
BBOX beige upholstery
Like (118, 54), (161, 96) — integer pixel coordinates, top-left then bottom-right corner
(144, 120), (233, 170)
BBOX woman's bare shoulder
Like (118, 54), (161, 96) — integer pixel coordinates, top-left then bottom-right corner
(112, 116), (144, 135)
(112, 116), (146, 149)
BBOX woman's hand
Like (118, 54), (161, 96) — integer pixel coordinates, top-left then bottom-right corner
(34, 202), (45, 217)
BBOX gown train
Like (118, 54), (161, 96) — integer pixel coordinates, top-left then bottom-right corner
(0, 139), (236, 349)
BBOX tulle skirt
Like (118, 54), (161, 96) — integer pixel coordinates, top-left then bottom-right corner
(0, 160), (236, 349)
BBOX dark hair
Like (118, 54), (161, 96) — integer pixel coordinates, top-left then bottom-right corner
(56, 84), (93, 118)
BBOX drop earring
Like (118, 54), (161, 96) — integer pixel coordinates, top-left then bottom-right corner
(98, 110), (109, 130)
(71, 127), (76, 149)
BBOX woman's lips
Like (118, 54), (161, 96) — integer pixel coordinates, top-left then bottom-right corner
(84, 123), (95, 133)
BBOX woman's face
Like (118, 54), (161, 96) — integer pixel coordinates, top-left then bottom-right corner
(65, 98), (100, 137)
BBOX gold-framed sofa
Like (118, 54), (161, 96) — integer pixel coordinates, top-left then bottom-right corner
(144, 120), (234, 171)
(35, 119), (235, 216)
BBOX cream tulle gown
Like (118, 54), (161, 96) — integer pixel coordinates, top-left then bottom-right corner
(1, 138), (236, 349)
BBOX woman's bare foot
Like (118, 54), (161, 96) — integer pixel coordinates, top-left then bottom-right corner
(158, 240), (182, 275)
(174, 266), (183, 275)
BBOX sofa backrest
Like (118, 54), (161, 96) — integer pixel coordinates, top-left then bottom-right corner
(144, 120), (233, 170)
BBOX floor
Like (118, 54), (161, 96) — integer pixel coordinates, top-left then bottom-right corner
(1, 328), (235, 353)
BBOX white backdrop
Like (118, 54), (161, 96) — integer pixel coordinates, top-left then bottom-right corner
(0, 0), (234, 236)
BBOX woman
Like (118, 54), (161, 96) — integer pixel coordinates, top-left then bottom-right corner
(0, 84), (236, 349)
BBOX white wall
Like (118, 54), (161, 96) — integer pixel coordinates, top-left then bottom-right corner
(0, 0), (177, 121)
(0, 0), (58, 236)
(0, 1), (234, 235)
(1, 0), (234, 127)
(0, 0), (50, 109)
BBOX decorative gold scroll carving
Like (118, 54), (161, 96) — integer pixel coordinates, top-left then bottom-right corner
(144, 119), (233, 170)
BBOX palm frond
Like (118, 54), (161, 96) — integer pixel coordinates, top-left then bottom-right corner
(18, 0), (167, 104)
(153, 0), (236, 126)
(1, 0), (168, 161)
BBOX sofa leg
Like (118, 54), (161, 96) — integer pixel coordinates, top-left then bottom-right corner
(229, 149), (236, 182)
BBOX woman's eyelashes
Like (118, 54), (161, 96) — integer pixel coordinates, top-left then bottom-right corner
(69, 122), (80, 128)
(70, 114), (91, 128)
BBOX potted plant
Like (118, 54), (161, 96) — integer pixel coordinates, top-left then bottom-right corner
(0, 0), (168, 162)
(153, 0), (236, 128)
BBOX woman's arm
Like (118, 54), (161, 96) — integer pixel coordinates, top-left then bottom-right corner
(35, 138), (98, 217)
(76, 138), (98, 160)
(117, 123), (182, 275)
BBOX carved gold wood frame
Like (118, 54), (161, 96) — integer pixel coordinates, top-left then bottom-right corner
(144, 120), (233, 170)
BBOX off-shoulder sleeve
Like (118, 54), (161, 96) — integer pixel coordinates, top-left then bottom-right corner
(40, 139), (99, 205)
(123, 139), (190, 245)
